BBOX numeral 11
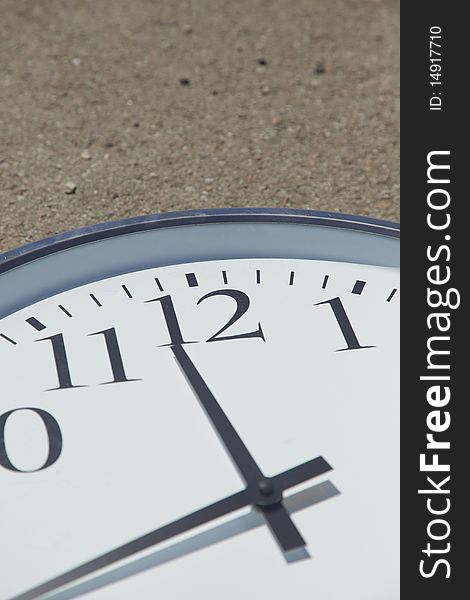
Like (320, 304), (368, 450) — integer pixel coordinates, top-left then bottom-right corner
(38, 328), (139, 390)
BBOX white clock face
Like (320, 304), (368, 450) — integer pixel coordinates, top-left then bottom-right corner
(0, 257), (399, 600)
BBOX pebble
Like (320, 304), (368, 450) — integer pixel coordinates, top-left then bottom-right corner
(315, 61), (326, 74)
(179, 77), (190, 86)
(80, 150), (91, 160)
(257, 57), (268, 66)
(261, 86), (270, 95)
(65, 182), (77, 194)
(71, 57), (81, 67)
(183, 24), (193, 34)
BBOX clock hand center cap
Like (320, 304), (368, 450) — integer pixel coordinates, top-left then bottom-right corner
(253, 478), (282, 507)
(258, 479), (275, 496)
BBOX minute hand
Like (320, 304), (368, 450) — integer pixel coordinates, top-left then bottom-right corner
(172, 344), (263, 482)
(171, 344), (306, 551)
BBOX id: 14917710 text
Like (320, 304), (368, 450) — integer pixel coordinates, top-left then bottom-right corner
(429, 26), (443, 111)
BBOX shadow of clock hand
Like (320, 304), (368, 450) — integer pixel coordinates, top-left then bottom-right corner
(10, 453), (334, 600)
(42, 480), (340, 600)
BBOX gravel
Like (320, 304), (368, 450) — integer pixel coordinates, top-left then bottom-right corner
(0, 0), (399, 254)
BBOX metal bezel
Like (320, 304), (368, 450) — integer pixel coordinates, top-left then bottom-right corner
(0, 209), (399, 320)
(0, 208), (399, 273)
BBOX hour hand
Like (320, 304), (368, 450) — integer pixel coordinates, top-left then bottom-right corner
(9, 488), (252, 600)
(10, 455), (334, 600)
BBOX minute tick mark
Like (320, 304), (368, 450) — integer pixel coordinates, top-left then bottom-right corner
(256, 270), (261, 284)
(321, 275), (329, 289)
(89, 294), (102, 307)
(155, 278), (164, 292)
(386, 288), (398, 302)
(222, 270), (228, 285)
(58, 305), (73, 318)
(289, 271), (295, 286)
(0, 333), (17, 345)
(122, 285), (133, 298)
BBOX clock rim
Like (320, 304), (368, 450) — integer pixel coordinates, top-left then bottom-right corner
(0, 208), (399, 275)
(0, 209), (400, 597)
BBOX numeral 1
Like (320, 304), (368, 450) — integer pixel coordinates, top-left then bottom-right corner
(316, 297), (374, 351)
(146, 295), (194, 345)
(37, 334), (86, 390)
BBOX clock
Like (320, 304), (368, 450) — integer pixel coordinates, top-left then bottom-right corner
(0, 209), (400, 600)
